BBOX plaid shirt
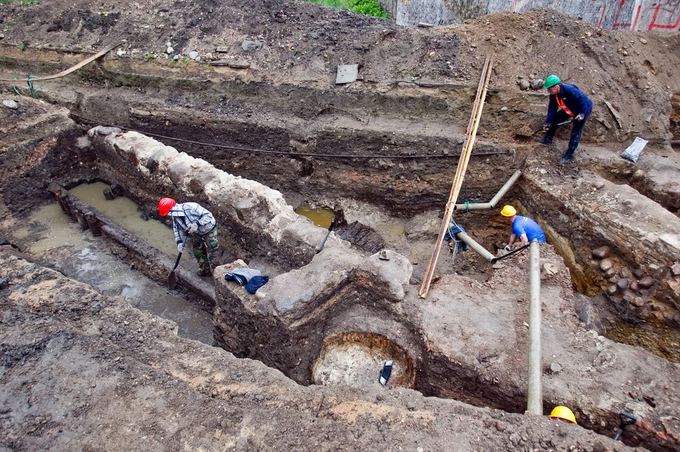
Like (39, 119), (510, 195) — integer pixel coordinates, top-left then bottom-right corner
(168, 202), (216, 245)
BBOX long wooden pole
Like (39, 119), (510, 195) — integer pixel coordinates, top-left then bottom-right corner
(0, 42), (119, 82)
(418, 55), (494, 298)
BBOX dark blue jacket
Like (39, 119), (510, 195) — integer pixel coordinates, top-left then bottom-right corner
(546, 83), (593, 124)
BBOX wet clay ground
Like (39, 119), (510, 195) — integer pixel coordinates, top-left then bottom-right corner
(4, 201), (213, 344)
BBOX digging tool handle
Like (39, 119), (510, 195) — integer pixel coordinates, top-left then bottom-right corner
(533, 119), (573, 135)
(316, 229), (332, 254)
(167, 252), (182, 289)
(171, 252), (182, 271)
(613, 428), (624, 441)
(491, 243), (531, 262)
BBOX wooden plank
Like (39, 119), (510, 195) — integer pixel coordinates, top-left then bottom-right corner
(603, 99), (624, 129)
(0, 42), (119, 82)
(418, 55), (494, 299)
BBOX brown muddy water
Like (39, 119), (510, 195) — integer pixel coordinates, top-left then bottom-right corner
(295, 206), (334, 229)
(10, 201), (214, 345)
(70, 181), (178, 257)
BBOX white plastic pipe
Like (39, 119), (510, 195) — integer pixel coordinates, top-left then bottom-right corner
(455, 231), (495, 262)
(526, 240), (543, 415)
(455, 170), (522, 211)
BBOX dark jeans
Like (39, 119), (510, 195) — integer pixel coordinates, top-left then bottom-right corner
(543, 111), (588, 159)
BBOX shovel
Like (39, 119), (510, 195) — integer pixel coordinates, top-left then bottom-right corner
(612, 411), (637, 441)
(316, 228), (332, 254)
(530, 119), (573, 136)
(167, 251), (182, 289)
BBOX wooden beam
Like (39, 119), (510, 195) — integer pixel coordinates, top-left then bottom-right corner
(0, 42), (119, 82)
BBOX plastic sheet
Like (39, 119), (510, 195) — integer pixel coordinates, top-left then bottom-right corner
(621, 137), (648, 163)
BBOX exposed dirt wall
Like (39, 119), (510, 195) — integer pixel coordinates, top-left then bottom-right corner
(1, 2), (679, 143)
(2, 249), (636, 451)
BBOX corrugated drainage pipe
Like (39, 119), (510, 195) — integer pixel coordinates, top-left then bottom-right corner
(454, 170), (522, 211)
(526, 240), (542, 415)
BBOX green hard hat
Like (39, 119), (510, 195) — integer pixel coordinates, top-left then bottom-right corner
(543, 74), (561, 89)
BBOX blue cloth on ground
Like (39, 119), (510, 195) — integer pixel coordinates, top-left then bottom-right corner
(225, 267), (269, 294)
(245, 276), (269, 294)
(225, 267), (262, 285)
(511, 216), (546, 243)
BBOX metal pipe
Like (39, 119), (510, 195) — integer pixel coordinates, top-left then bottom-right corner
(526, 240), (542, 415)
(455, 170), (521, 211)
(456, 231), (495, 262)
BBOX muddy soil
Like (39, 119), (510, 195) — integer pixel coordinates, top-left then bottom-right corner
(1, 2), (680, 449)
(1, 2), (679, 144)
(0, 249), (636, 451)
(2, 201), (214, 344)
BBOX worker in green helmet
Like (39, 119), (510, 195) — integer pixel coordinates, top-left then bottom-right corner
(541, 74), (593, 164)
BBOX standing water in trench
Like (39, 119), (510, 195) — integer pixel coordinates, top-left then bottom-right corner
(9, 197), (214, 344)
(294, 206), (334, 229)
(69, 181), (179, 257)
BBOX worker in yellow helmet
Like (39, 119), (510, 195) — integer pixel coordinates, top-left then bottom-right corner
(549, 405), (577, 424)
(500, 205), (546, 251)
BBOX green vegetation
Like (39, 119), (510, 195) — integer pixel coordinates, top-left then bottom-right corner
(306, 0), (388, 18)
(0, 0), (39, 5)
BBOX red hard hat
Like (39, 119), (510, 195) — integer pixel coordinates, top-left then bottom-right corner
(158, 197), (176, 217)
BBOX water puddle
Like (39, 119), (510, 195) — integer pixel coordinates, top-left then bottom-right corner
(11, 202), (214, 344)
(295, 206), (333, 229)
(69, 182), (177, 257)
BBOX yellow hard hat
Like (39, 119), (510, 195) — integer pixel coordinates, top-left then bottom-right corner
(550, 405), (577, 424)
(500, 205), (517, 217)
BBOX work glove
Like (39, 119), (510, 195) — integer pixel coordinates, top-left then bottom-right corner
(177, 242), (184, 253)
(187, 223), (198, 235)
(574, 113), (584, 122)
(503, 245), (512, 252)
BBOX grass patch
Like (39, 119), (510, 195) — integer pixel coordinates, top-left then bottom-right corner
(306, 0), (388, 18)
(0, 0), (39, 5)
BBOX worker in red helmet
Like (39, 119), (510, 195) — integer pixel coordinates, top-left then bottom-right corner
(158, 197), (218, 277)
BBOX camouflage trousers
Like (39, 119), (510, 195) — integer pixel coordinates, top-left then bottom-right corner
(191, 226), (218, 273)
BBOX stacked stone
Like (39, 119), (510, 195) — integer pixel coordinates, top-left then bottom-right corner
(592, 245), (657, 308)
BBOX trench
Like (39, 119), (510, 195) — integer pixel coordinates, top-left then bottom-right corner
(1, 65), (677, 448)
(589, 160), (680, 216)
(518, 193), (680, 365)
(7, 198), (214, 344)
(2, 121), (676, 450)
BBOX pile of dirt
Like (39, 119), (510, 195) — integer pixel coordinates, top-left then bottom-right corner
(451, 10), (680, 142)
(0, 0), (460, 84)
(1, 2), (678, 142)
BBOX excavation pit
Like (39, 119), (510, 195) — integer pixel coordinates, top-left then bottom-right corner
(312, 332), (415, 389)
(1, 89), (679, 451)
(1, 116), (677, 451)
